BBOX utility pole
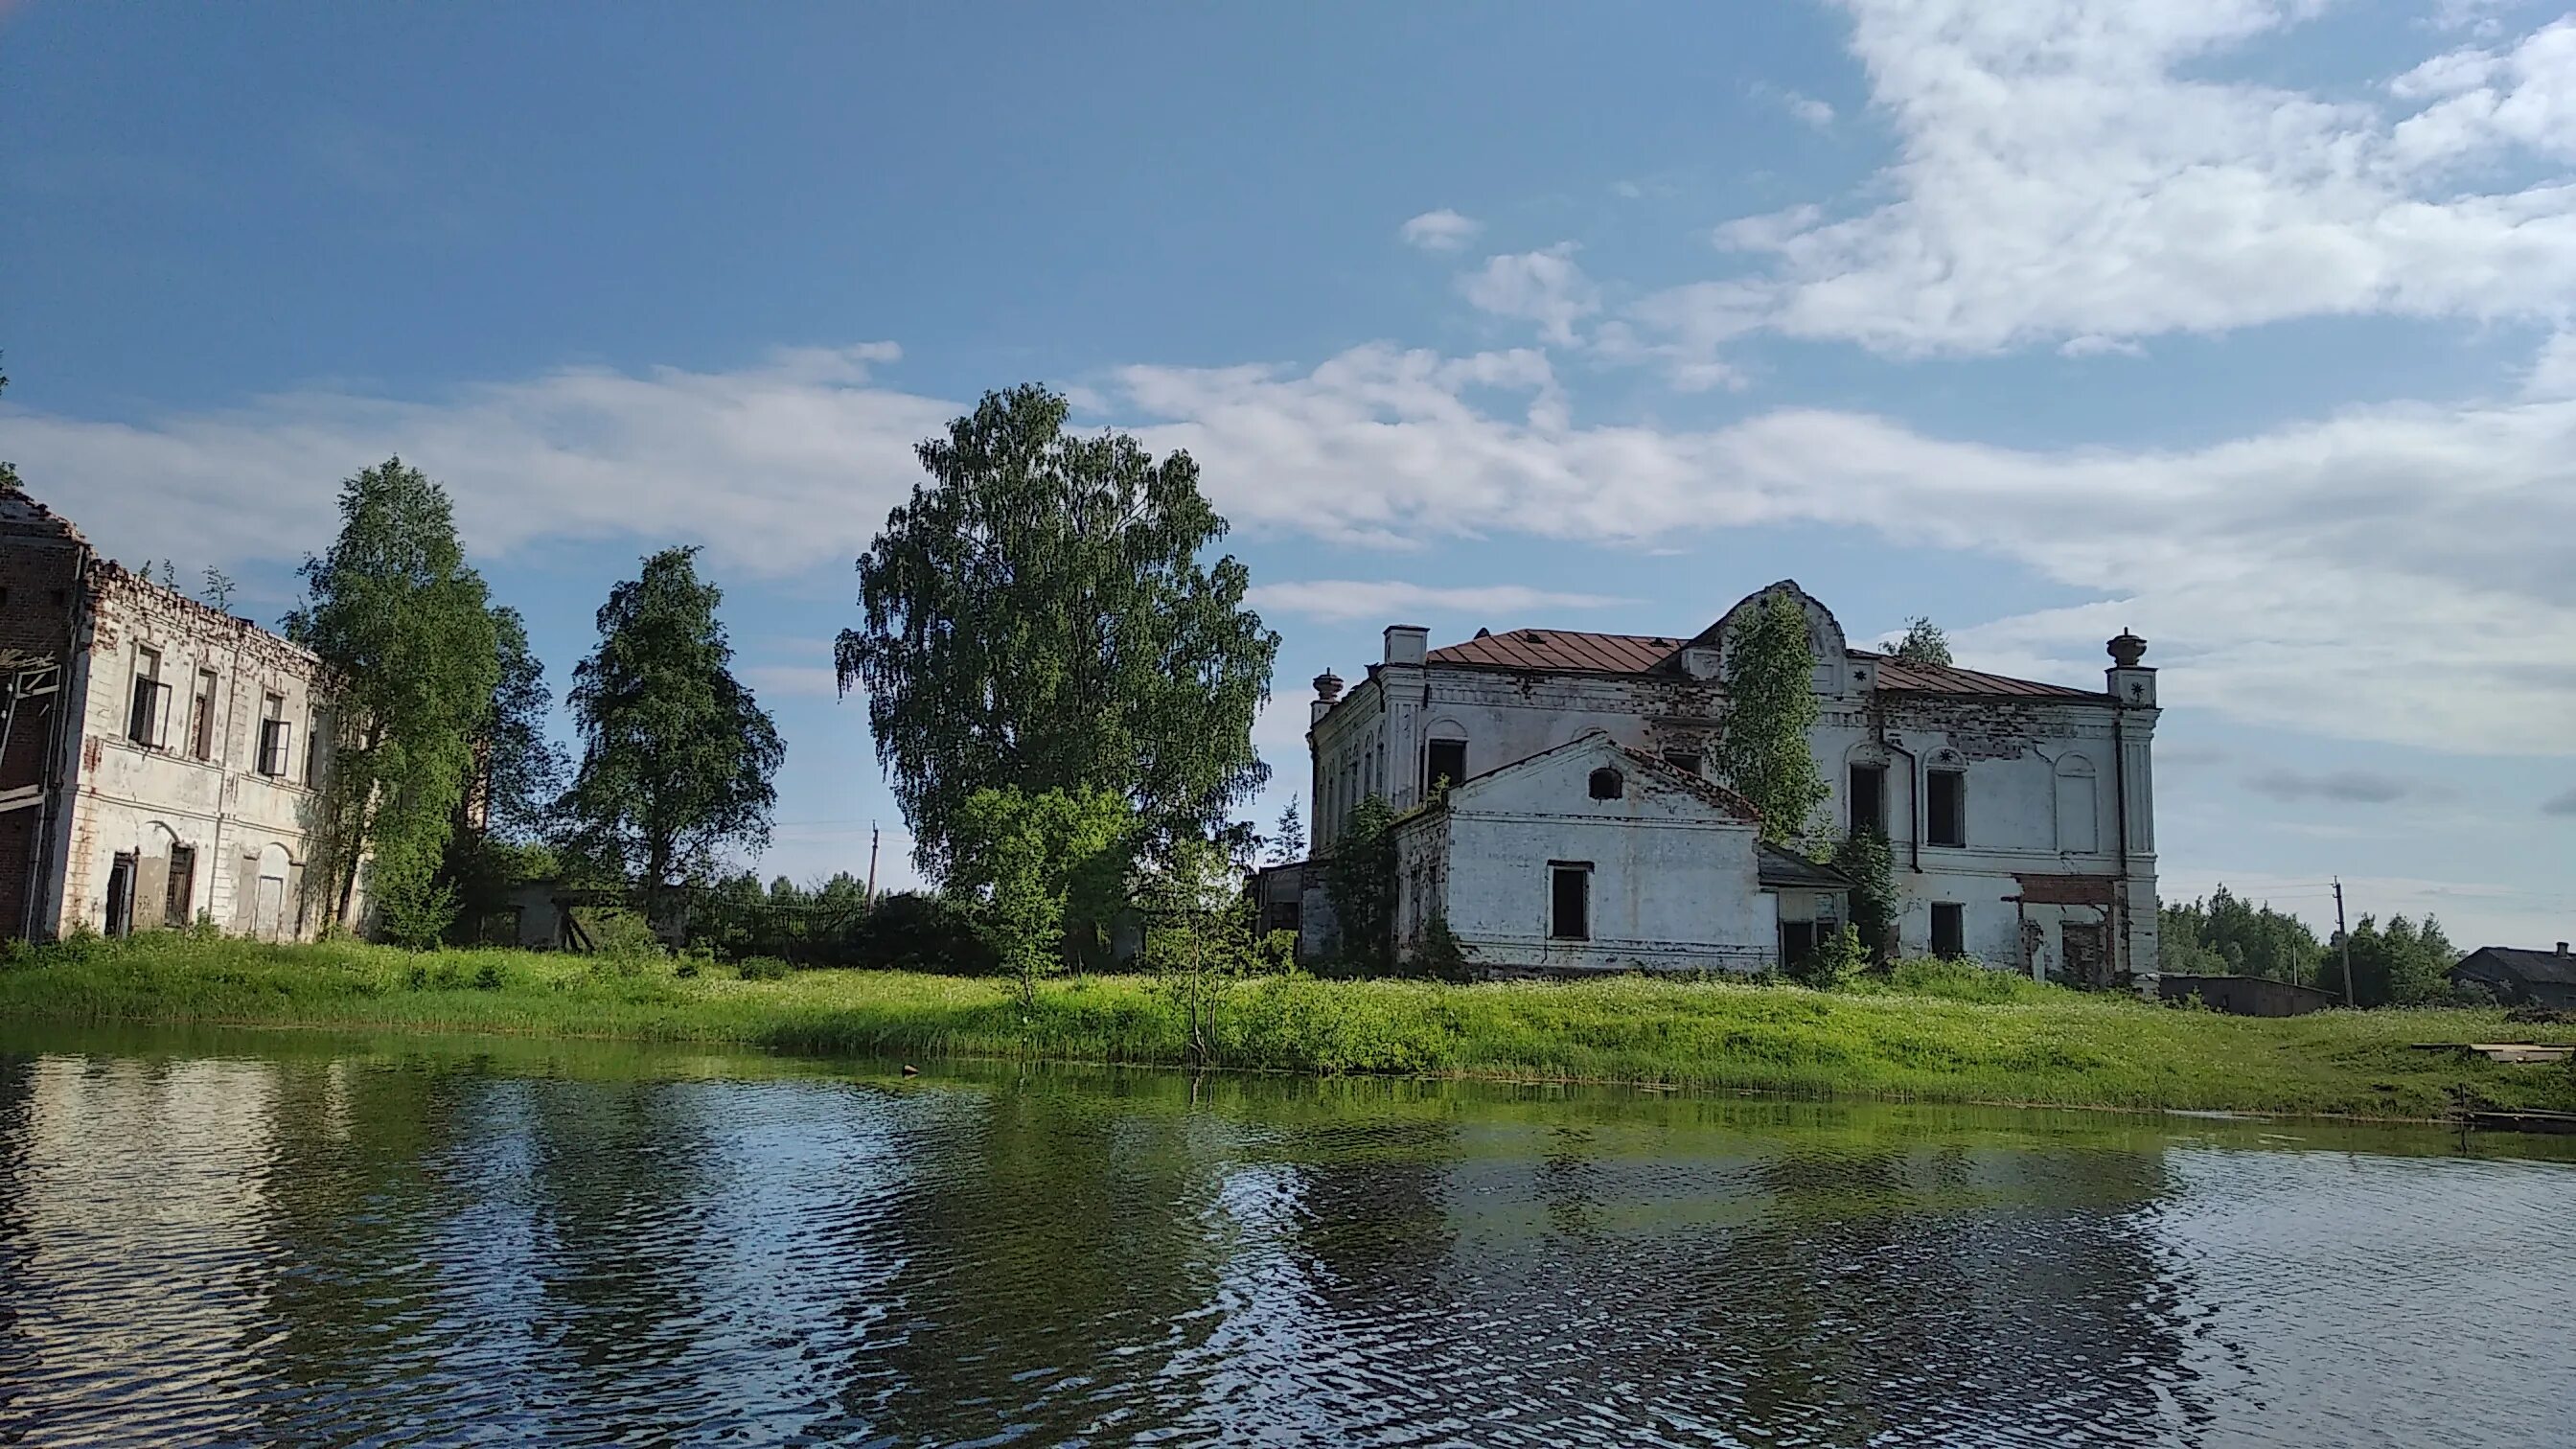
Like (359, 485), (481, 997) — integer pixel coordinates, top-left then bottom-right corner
(864, 823), (881, 912)
(2334, 877), (2356, 1006)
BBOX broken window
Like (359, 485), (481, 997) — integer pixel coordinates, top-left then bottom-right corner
(1931, 902), (1966, 958)
(126, 648), (170, 748)
(164, 844), (196, 927)
(105, 852), (137, 937)
(1926, 769), (1966, 847)
(257, 693), (292, 777)
(1662, 749), (1702, 776)
(1550, 862), (1591, 940)
(1849, 763), (1886, 835)
(304, 710), (325, 789)
(1426, 738), (1467, 795)
(191, 670), (218, 761)
(1587, 767), (1623, 800)
(1780, 918), (1820, 966)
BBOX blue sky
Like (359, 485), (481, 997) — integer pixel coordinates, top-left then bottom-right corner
(6, 0), (2573, 947)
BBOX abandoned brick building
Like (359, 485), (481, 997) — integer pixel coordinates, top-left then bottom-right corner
(0, 489), (354, 942)
(1273, 581), (2160, 983)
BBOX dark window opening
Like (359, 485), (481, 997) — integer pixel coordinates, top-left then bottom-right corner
(1551, 863), (1591, 940)
(258, 717), (292, 778)
(1849, 764), (1886, 835)
(1587, 767), (1623, 800)
(1931, 903), (1966, 958)
(1781, 918), (1820, 966)
(191, 672), (218, 761)
(1926, 769), (1966, 847)
(1426, 738), (1466, 794)
(1662, 750), (1702, 776)
(105, 853), (136, 938)
(164, 844), (196, 927)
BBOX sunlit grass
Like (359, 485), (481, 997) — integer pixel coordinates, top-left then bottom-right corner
(3, 932), (2569, 1119)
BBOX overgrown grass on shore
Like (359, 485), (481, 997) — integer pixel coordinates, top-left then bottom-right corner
(3, 932), (2570, 1119)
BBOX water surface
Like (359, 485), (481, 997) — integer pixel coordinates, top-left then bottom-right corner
(2, 1024), (2569, 1447)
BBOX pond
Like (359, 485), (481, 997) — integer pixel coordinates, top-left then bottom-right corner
(1, 1024), (2570, 1447)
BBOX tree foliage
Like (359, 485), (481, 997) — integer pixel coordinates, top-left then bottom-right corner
(559, 547), (783, 916)
(1894, 616), (1952, 667)
(1268, 794), (1307, 864)
(1715, 591), (1828, 845)
(945, 785), (1137, 1004)
(1828, 827), (1898, 964)
(1139, 834), (1282, 1065)
(2318, 913), (2458, 1008)
(837, 384), (1279, 877)
(285, 458), (500, 937)
(1323, 794), (1399, 973)
(2158, 886), (2321, 982)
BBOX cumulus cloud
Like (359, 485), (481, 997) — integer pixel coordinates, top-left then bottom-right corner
(1247, 581), (1633, 624)
(2, 344), (947, 579)
(1397, 209), (1482, 253)
(2243, 768), (2434, 805)
(12, 331), (2576, 757)
(1632, 3), (2576, 363)
(1459, 244), (1600, 345)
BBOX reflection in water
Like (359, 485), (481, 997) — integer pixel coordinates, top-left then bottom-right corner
(0, 1029), (2569, 1447)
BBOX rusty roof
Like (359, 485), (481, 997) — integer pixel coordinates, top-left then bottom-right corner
(1425, 629), (1682, 674)
(1857, 652), (2104, 700)
(1422, 627), (2104, 699)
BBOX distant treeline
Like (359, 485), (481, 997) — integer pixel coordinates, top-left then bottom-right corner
(2159, 886), (2464, 1007)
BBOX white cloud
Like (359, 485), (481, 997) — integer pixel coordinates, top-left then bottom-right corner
(3, 344), (947, 579)
(1634, 4), (2576, 363)
(1247, 581), (1634, 624)
(1397, 209), (1482, 253)
(1782, 91), (1835, 129)
(13, 333), (2576, 758)
(1458, 243), (1600, 345)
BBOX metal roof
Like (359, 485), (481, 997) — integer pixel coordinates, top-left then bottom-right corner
(1425, 628), (1680, 674)
(1420, 627), (2104, 698)
(2456, 946), (2576, 987)
(1757, 842), (1856, 891)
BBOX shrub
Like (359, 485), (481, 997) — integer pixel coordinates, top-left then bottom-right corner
(737, 955), (793, 982)
(1786, 924), (1867, 989)
(472, 959), (505, 991)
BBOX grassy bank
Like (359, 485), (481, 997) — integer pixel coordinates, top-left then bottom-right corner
(3, 933), (2570, 1119)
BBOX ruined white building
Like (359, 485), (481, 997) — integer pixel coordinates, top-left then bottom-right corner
(0, 490), (356, 941)
(1285, 582), (2159, 982)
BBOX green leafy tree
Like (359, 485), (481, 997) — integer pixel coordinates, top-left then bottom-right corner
(837, 384), (1279, 876)
(285, 458), (501, 937)
(435, 606), (567, 942)
(2160, 886), (2323, 981)
(2319, 913), (2458, 1007)
(1268, 794), (1306, 864)
(1828, 827), (1898, 964)
(1715, 591), (1828, 845)
(946, 785), (1136, 1005)
(200, 566), (238, 614)
(1323, 794), (1398, 973)
(559, 547), (783, 922)
(1893, 616), (1952, 667)
(1140, 834), (1276, 1065)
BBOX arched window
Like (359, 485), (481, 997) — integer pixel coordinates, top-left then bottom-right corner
(2054, 754), (2099, 854)
(1588, 767), (1624, 800)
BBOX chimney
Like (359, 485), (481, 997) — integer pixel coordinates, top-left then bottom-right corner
(1384, 624), (1428, 667)
(2559, 942), (2570, 956)
(1310, 668), (1344, 724)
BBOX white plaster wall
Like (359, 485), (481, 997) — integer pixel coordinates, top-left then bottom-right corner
(1431, 744), (1772, 974)
(59, 574), (347, 940)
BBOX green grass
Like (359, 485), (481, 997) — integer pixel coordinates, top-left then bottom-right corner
(3, 932), (2571, 1120)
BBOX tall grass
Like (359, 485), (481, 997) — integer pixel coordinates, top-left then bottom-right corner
(3, 932), (2570, 1119)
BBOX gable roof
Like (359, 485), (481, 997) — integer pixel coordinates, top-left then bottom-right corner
(2456, 946), (2576, 987)
(1757, 842), (1855, 891)
(1430, 730), (1762, 824)
(1421, 627), (2102, 699)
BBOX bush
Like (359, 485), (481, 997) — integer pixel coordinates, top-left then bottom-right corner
(472, 959), (505, 991)
(850, 891), (997, 974)
(737, 955), (792, 982)
(1785, 924), (1867, 989)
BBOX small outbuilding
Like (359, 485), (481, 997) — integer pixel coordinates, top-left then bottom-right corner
(1388, 730), (1850, 976)
(2155, 974), (2338, 1017)
(2450, 943), (2576, 1008)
